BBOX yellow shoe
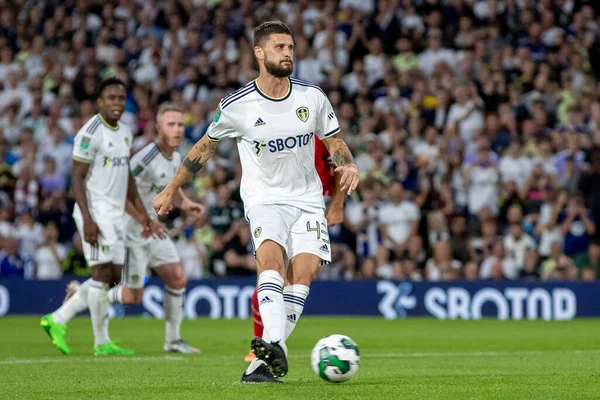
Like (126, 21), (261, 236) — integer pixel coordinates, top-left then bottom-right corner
(244, 349), (255, 362)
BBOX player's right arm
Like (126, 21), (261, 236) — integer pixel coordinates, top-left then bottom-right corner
(153, 103), (237, 216)
(72, 131), (101, 244)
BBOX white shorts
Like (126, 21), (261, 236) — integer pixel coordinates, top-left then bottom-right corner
(73, 207), (125, 267)
(247, 204), (331, 263)
(122, 238), (181, 288)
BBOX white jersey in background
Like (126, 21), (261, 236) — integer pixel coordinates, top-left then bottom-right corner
(129, 142), (182, 219)
(72, 114), (133, 215)
(123, 142), (182, 285)
(205, 77), (340, 217)
(124, 142), (181, 245)
(71, 114), (133, 266)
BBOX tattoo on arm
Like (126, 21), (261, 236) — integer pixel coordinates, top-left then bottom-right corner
(182, 156), (204, 173)
(181, 140), (217, 174)
(329, 138), (355, 167)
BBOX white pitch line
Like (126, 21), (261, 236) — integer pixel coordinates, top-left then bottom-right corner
(2, 349), (598, 365)
(0, 356), (184, 365)
(348, 349), (600, 359)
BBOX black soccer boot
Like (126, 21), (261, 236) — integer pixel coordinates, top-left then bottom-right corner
(241, 363), (284, 383)
(250, 337), (289, 378)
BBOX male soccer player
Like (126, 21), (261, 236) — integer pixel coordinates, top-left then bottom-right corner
(40, 77), (159, 355)
(244, 136), (344, 362)
(153, 21), (359, 382)
(104, 102), (203, 353)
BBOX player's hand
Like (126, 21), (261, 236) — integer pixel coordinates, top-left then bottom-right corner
(326, 205), (344, 226)
(182, 200), (205, 220)
(335, 163), (360, 195)
(153, 190), (174, 216)
(83, 217), (102, 245)
(143, 220), (168, 239)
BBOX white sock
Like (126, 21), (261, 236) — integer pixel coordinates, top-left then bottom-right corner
(87, 280), (111, 347)
(52, 279), (92, 324)
(164, 286), (185, 343)
(107, 285), (123, 304)
(283, 284), (310, 340)
(257, 270), (286, 346)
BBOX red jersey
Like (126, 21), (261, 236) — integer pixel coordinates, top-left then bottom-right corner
(315, 136), (335, 196)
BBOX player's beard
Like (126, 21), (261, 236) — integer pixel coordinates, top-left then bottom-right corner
(264, 56), (293, 78)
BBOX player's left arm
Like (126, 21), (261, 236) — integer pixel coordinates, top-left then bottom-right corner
(127, 145), (166, 239)
(124, 198), (146, 225)
(126, 171), (166, 239)
(323, 136), (360, 195)
(316, 91), (359, 195)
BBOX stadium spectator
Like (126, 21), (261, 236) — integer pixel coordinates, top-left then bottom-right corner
(0, 236), (34, 278)
(425, 240), (463, 281)
(14, 210), (44, 257)
(503, 222), (537, 271)
(480, 242), (519, 280)
(0, 0), (598, 283)
(379, 180), (420, 260)
(34, 222), (66, 280)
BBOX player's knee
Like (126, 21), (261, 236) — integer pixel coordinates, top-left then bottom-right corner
(161, 263), (187, 289)
(289, 265), (318, 287)
(169, 265), (187, 289)
(259, 258), (283, 273)
(177, 273), (188, 289)
(256, 240), (285, 274)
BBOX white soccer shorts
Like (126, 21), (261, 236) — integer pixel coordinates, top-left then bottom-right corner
(73, 207), (126, 267)
(122, 238), (181, 288)
(247, 204), (332, 263)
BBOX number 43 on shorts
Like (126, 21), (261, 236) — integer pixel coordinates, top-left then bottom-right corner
(306, 221), (330, 244)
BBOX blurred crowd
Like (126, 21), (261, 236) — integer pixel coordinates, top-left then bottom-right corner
(1, 0), (599, 282)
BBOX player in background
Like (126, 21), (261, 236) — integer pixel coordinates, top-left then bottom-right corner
(244, 136), (344, 362)
(153, 21), (359, 383)
(105, 103), (203, 353)
(40, 78), (160, 356)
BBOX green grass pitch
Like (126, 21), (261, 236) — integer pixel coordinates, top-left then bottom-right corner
(1, 317), (599, 399)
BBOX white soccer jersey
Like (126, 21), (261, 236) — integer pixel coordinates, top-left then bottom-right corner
(72, 114), (133, 216)
(129, 142), (182, 218)
(206, 77), (340, 216)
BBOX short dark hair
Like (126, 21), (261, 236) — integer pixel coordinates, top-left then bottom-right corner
(97, 77), (126, 98)
(253, 21), (292, 47)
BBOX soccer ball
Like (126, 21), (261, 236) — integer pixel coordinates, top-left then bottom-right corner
(311, 334), (360, 383)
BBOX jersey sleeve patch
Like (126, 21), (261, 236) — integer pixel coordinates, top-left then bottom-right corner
(213, 105), (222, 123)
(72, 132), (95, 162)
(132, 164), (144, 176)
(204, 101), (238, 140)
(80, 136), (91, 150)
